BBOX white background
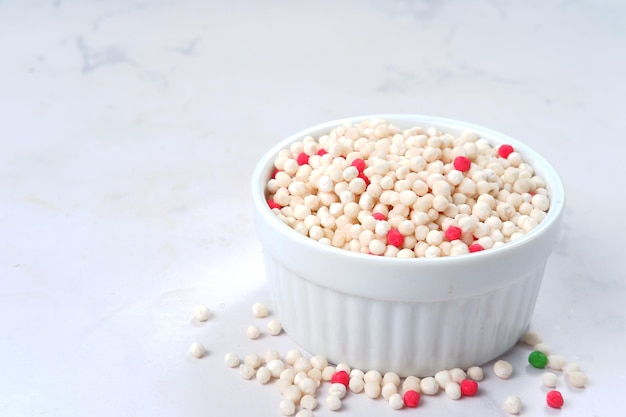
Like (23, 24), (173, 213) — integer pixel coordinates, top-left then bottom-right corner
(1, 1), (624, 416)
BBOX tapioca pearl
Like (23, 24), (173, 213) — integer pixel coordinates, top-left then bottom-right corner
(342, 202), (360, 219)
(267, 178), (280, 194)
(471, 201), (491, 221)
(484, 215), (503, 231)
(278, 368), (296, 385)
(503, 396), (522, 415)
(358, 229), (375, 246)
(458, 215), (477, 233)
(318, 191), (338, 206)
(420, 377), (439, 395)
(449, 241), (469, 256)
(530, 207), (547, 223)
(431, 180), (451, 197)
(337, 190), (354, 205)
(475, 180), (491, 195)
(513, 177), (533, 194)
(374, 220), (391, 237)
(432, 195), (449, 212)
(402, 376), (421, 393)
(317, 175), (334, 193)
(295, 164), (312, 182)
(518, 215), (539, 233)
(543, 372), (558, 388)
(445, 382), (462, 400)
(380, 175), (398, 191)
(342, 165), (359, 182)
(303, 194), (320, 211)
(467, 366), (484, 381)
(449, 368), (467, 383)
(510, 231), (524, 241)
(506, 192), (523, 208)
(239, 363), (255, 379)
(274, 155), (289, 170)
(328, 142), (347, 158)
(320, 213), (336, 229)
(397, 248), (416, 258)
(457, 177), (477, 195)
(452, 193), (467, 206)
(395, 219), (416, 236)
(473, 236), (492, 249)
(283, 158), (299, 176)
(288, 195), (304, 208)
(567, 371), (588, 388)
(462, 141), (478, 159)
(242, 354), (261, 370)
(422, 146), (441, 163)
(426, 229), (444, 246)
(347, 177), (367, 195)
(435, 370), (452, 388)
(426, 160), (445, 175)
(411, 179), (429, 197)
(531, 193), (550, 211)
(382, 382), (399, 400)
(300, 394), (318, 411)
(256, 366), (272, 384)
(189, 342), (206, 358)
(369, 239), (387, 255)
(293, 205), (312, 221)
(473, 222), (490, 238)
(490, 229), (505, 243)
(447, 169), (465, 186)
(283, 384), (303, 404)
(424, 245), (442, 258)
(507, 151), (523, 167)
(274, 187), (291, 207)
(413, 193), (435, 212)
(410, 210), (430, 226)
(347, 224), (363, 240)
(548, 355), (567, 371)
(294, 222), (308, 235)
(379, 190), (399, 206)
(246, 325), (261, 339)
(494, 360), (513, 379)
(533, 343), (551, 356)
(533, 175), (547, 189)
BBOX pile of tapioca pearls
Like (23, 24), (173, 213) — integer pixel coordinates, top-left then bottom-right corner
(188, 303), (587, 416)
(265, 119), (551, 257)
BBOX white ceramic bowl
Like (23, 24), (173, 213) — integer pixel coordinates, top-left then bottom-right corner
(251, 114), (565, 377)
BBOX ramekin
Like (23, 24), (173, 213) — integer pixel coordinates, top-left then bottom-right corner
(251, 114), (565, 377)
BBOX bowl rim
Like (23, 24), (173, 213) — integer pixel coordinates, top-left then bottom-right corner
(252, 114), (565, 265)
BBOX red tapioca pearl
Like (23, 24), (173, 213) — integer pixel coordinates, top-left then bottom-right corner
(372, 212), (386, 221)
(460, 379), (478, 396)
(351, 158), (366, 173)
(317, 148), (328, 156)
(331, 370), (350, 387)
(444, 226), (463, 241)
(498, 144), (514, 158)
(453, 156), (471, 172)
(546, 390), (564, 409)
(387, 228), (403, 248)
(403, 390), (420, 408)
(267, 199), (282, 210)
(469, 243), (484, 253)
(296, 152), (310, 166)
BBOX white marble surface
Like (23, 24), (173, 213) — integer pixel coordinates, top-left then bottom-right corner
(1, 0), (624, 415)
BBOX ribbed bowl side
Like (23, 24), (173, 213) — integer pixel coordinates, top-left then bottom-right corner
(265, 253), (545, 377)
